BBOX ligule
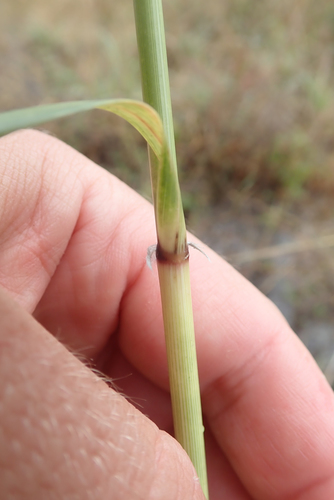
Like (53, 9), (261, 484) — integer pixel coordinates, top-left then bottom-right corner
(156, 241), (189, 264)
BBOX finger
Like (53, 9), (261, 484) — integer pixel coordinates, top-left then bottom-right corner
(0, 285), (205, 500)
(0, 129), (156, 356)
(0, 129), (84, 310)
(120, 242), (334, 499)
(100, 347), (253, 499)
(204, 428), (251, 500)
(97, 342), (173, 433)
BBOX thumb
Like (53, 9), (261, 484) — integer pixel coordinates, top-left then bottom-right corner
(0, 286), (205, 500)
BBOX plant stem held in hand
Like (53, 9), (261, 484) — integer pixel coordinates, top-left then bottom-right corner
(133, 1), (209, 497)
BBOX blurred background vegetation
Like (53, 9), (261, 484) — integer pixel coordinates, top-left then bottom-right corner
(1, 0), (334, 383)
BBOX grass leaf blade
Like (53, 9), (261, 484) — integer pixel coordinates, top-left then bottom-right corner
(0, 99), (162, 156)
(0, 99), (183, 254)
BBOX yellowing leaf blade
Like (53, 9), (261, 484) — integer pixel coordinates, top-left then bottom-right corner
(0, 99), (185, 254)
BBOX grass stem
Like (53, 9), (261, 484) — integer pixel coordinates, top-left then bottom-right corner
(133, 0), (209, 497)
(158, 258), (209, 498)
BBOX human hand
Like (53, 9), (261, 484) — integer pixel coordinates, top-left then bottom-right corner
(0, 129), (333, 499)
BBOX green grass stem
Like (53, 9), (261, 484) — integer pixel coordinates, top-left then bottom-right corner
(133, 0), (187, 256)
(158, 259), (209, 498)
(133, 0), (176, 168)
(133, 0), (209, 497)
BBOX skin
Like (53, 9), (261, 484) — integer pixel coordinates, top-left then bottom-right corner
(0, 129), (333, 500)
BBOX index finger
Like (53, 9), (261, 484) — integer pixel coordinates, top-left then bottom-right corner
(119, 211), (334, 498)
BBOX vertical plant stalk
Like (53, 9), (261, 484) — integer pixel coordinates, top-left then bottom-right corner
(158, 258), (209, 498)
(133, 1), (209, 498)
